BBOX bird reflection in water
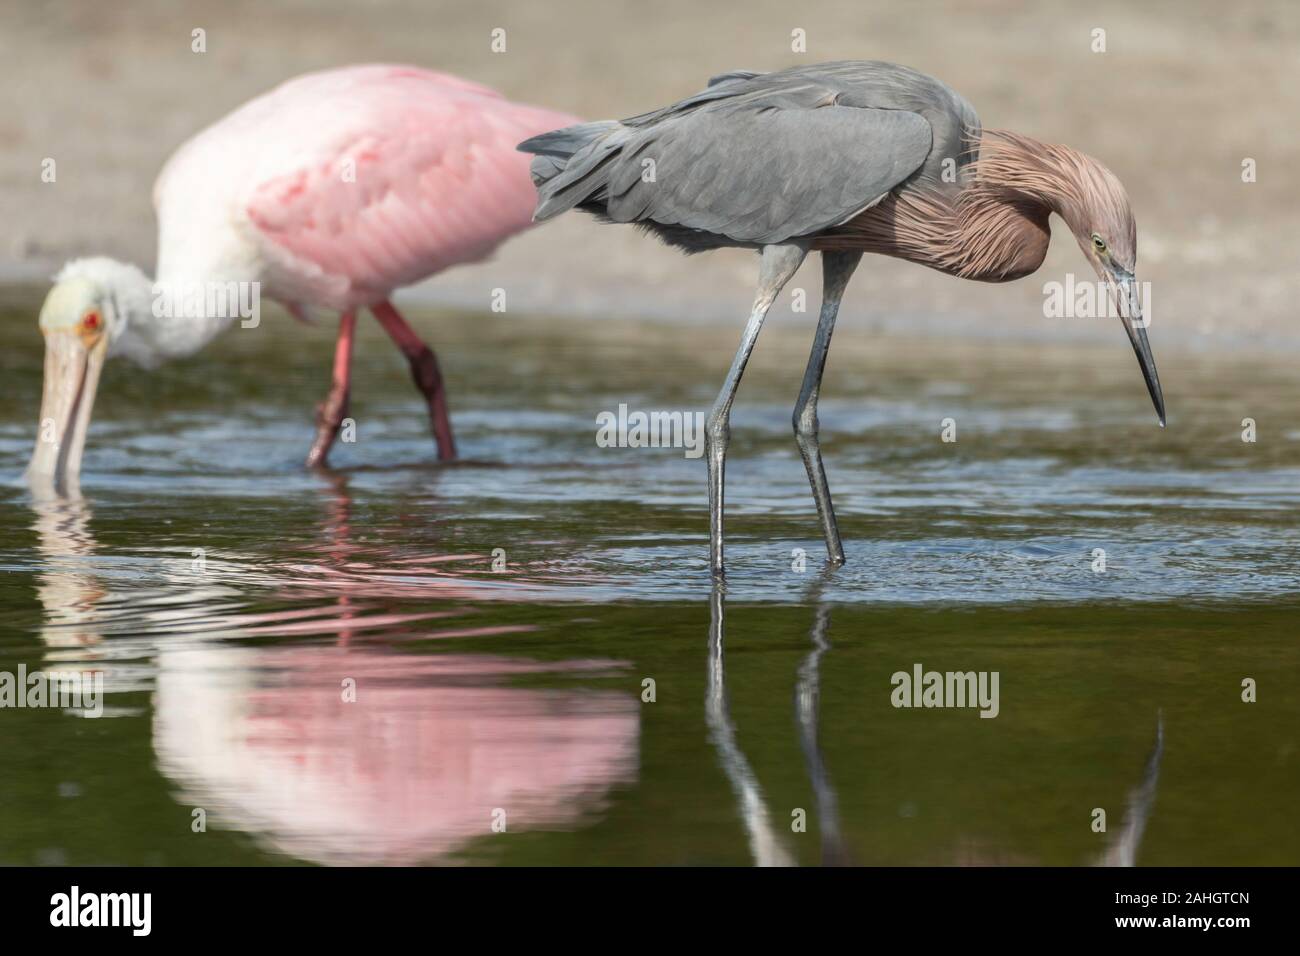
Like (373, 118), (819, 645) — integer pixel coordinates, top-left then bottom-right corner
(706, 577), (849, 867)
(28, 478), (641, 864)
(152, 643), (639, 865)
(1095, 713), (1164, 868)
(707, 581), (1163, 867)
(793, 589), (850, 866)
(30, 491), (104, 647)
(706, 583), (795, 866)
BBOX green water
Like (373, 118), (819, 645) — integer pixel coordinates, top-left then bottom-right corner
(0, 303), (1296, 865)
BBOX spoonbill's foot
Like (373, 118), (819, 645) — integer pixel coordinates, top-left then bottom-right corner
(306, 385), (350, 468)
(372, 300), (457, 461)
(305, 310), (356, 469)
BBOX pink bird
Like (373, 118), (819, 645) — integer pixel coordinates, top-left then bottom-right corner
(28, 65), (578, 490)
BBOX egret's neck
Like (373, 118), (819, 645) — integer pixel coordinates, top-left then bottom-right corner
(815, 185), (1052, 283)
(814, 129), (1057, 283)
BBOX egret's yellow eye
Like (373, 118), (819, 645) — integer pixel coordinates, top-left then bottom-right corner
(1091, 234), (1107, 254)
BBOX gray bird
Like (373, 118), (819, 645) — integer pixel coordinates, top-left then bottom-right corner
(520, 61), (1164, 577)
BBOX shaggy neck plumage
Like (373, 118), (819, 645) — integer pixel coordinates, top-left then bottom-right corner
(819, 129), (1100, 283)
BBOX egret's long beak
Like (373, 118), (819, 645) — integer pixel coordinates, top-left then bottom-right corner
(26, 329), (106, 494)
(1110, 270), (1165, 427)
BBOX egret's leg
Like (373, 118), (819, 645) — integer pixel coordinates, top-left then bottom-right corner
(306, 310), (357, 468)
(707, 243), (807, 576)
(371, 300), (456, 461)
(793, 251), (862, 566)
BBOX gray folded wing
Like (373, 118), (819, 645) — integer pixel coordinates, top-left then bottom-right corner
(533, 103), (932, 246)
(608, 106), (931, 244)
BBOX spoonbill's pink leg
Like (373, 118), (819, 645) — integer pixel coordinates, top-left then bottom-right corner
(371, 299), (456, 461)
(305, 311), (356, 468)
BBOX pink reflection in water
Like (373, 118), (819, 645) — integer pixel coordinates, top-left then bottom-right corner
(155, 643), (639, 865)
(30, 481), (640, 865)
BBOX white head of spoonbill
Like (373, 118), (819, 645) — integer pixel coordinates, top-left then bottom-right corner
(27, 258), (155, 494)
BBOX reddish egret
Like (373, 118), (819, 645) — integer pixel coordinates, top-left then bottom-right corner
(521, 60), (1164, 576)
(28, 65), (577, 491)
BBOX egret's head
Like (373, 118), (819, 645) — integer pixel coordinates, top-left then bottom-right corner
(978, 132), (1164, 427)
(26, 259), (148, 493)
(1062, 154), (1163, 428)
(1043, 149), (1163, 427)
(1061, 160), (1139, 304)
(1065, 159), (1136, 279)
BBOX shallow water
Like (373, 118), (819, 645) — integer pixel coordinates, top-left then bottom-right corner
(0, 306), (1297, 865)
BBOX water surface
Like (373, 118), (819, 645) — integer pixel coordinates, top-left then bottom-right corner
(0, 306), (1296, 865)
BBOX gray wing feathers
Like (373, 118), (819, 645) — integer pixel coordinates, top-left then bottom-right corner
(528, 154), (565, 186)
(530, 126), (635, 220)
(707, 69), (764, 87)
(519, 120), (621, 157)
(604, 106), (930, 244)
(519, 61), (978, 240)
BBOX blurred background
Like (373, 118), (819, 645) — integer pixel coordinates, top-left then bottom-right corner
(2, 0), (1297, 344)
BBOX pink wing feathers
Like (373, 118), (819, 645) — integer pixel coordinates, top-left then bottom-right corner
(243, 66), (578, 310)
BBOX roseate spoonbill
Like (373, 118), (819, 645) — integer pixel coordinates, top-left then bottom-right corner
(28, 65), (577, 490)
(521, 61), (1165, 576)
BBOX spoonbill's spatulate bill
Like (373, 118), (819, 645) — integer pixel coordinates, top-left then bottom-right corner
(520, 60), (1165, 577)
(28, 65), (578, 492)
